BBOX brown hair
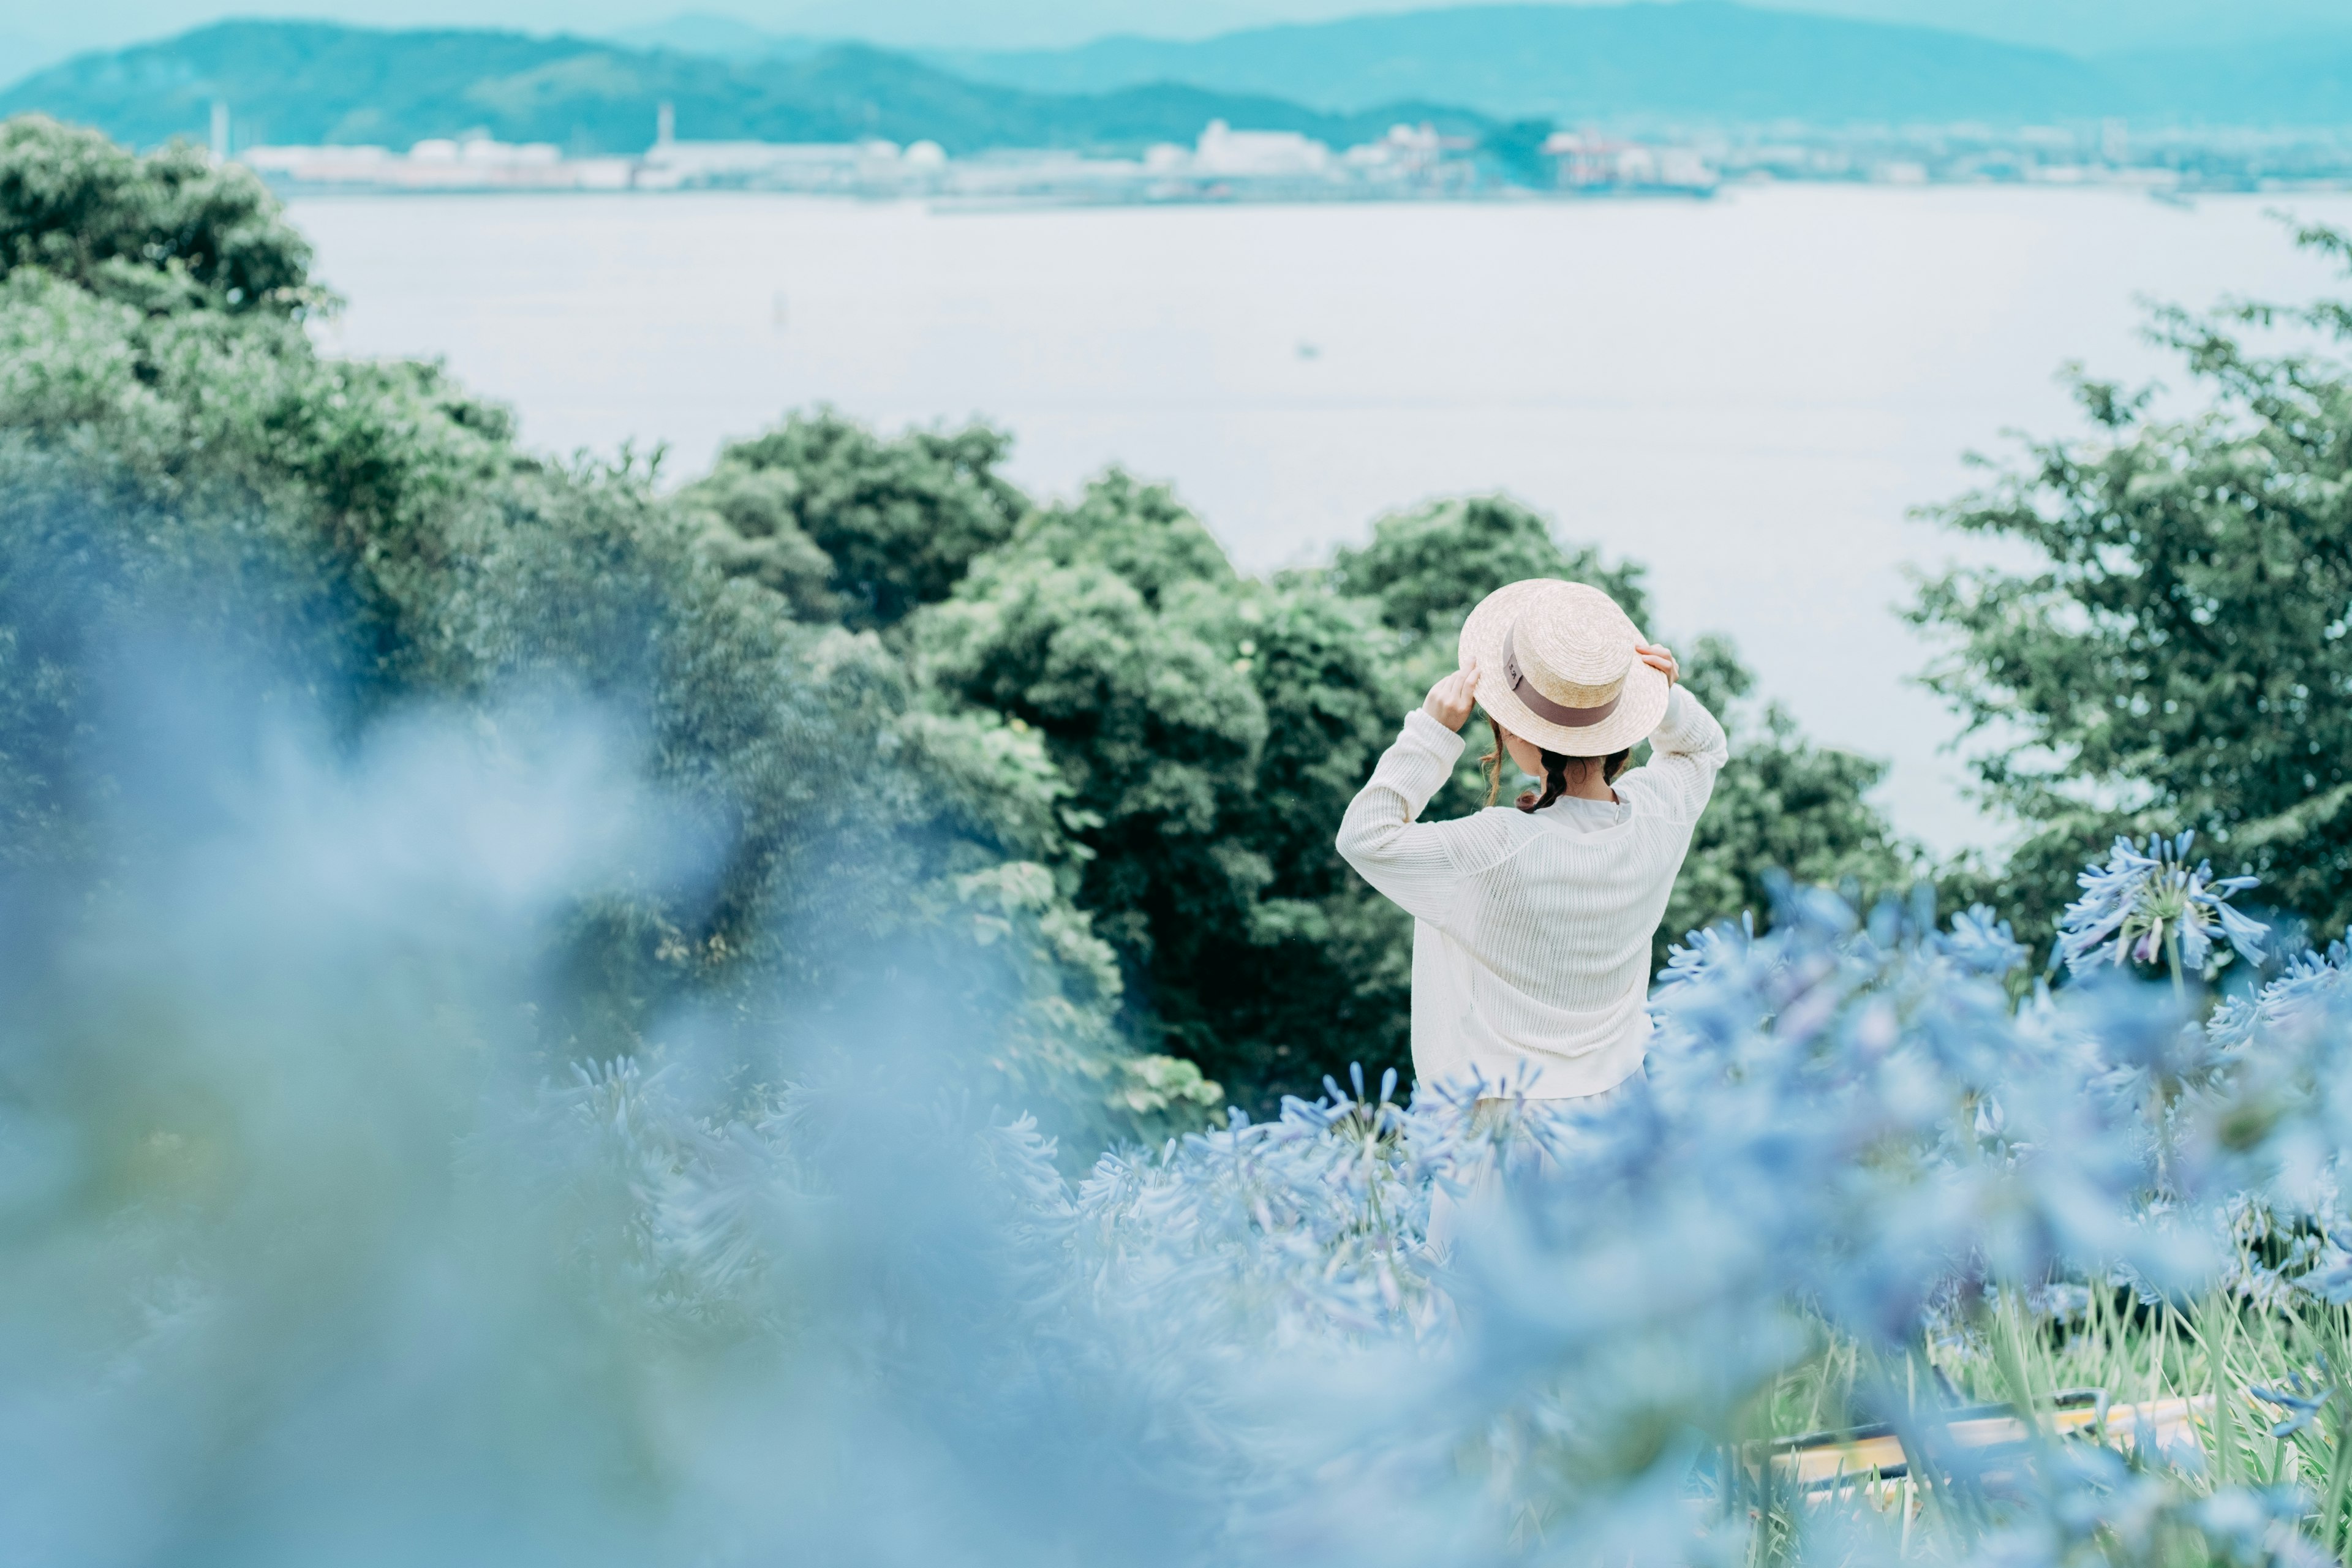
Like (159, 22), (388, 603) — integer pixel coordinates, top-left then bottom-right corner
(1479, 715), (1631, 812)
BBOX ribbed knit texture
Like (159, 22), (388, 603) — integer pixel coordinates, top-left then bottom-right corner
(1336, 686), (1730, 1099)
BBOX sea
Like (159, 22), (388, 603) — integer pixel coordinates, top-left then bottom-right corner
(290, 183), (2352, 854)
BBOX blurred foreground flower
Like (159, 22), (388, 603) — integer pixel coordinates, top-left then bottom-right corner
(6, 688), (2351, 1568)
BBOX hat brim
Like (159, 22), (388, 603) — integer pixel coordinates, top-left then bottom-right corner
(1458, 579), (1671, 758)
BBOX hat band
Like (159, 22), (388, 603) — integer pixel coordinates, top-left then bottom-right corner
(1504, 627), (1622, 729)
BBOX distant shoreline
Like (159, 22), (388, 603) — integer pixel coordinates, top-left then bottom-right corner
(263, 180), (2352, 208)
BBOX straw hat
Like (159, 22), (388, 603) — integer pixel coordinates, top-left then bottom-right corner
(1458, 579), (1668, 757)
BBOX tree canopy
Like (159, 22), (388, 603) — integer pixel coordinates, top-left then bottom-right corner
(0, 113), (1210, 1148)
(0, 116), (322, 316)
(686, 409), (1028, 630)
(1913, 222), (2352, 953)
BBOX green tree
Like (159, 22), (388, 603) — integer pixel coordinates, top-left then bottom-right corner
(913, 476), (1264, 1045)
(0, 115), (322, 316)
(1329, 492), (1651, 662)
(0, 123), (1210, 1145)
(914, 472), (1422, 1102)
(1664, 636), (1921, 960)
(1912, 224), (2352, 952)
(684, 408), (1027, 631)
(672, 460), (840, 624)
(1205, 585), (1417, 1089)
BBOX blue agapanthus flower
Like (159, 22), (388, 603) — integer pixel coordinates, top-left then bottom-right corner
(1943, 902), (2029, 978)
(2211, 935), (2350, 1051)
(2054, 831), (2268, 979)
(2250, 1373), (2334, 1439)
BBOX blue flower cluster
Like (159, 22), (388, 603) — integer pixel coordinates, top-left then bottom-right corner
(1052, 875), (2352, 1563)
(2057, 831), (2269, 981)
(7, 694), (2352, 1566)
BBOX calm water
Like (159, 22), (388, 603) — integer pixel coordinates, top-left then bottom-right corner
(292, 185), (2352, 853)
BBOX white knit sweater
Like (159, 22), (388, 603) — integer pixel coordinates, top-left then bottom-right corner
(1335, 686), (1730, 1099)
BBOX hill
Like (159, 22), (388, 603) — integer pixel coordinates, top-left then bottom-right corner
(0, 21), (1490, 157)
(927, 1), (2352, 126)
(1740, 0), (2352, 56)
(2099, 38), (2352, 126)
(608, 14), (836, 62)
(597, 0), (2352, 58)
(18, 9), (2352, 156)
(930, 2), (2111, 123)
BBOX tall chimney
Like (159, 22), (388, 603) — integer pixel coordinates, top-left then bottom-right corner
(209, 100), (230, 161)
(656, 101), (676, 148)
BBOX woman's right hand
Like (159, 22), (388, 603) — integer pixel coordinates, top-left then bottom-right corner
(1423, 660), (1479, 731)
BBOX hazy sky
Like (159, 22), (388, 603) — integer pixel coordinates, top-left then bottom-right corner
(3, 0), (2337, 81)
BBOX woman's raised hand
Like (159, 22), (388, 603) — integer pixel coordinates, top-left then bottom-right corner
(1423, 659), (1479, 731)
(1637, 643), (1680, 687)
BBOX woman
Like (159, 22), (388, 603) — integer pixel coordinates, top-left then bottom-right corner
(1335, 577), (1729, 1120)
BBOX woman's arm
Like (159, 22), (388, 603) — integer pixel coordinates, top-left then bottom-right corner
(1627, 685), (1731, 820)
(1335, 665), (1495, 927)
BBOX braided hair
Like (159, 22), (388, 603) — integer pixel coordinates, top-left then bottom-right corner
(1479, 716), (1632, 812)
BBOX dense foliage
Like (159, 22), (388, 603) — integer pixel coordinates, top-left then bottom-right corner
(683, 409), (1027, 630)
(0, 116), (322, 316)
(912, 473), (1411, 1088)
(0, 114), (1216, 1144)
(1914, 223), (2352, 957)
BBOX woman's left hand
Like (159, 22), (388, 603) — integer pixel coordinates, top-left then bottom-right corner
(1637, 643), (1679, 687)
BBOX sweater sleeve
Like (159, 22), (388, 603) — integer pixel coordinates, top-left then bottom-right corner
(1335, 710), (1501, 928)
(1622, 685), (1730, 820)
